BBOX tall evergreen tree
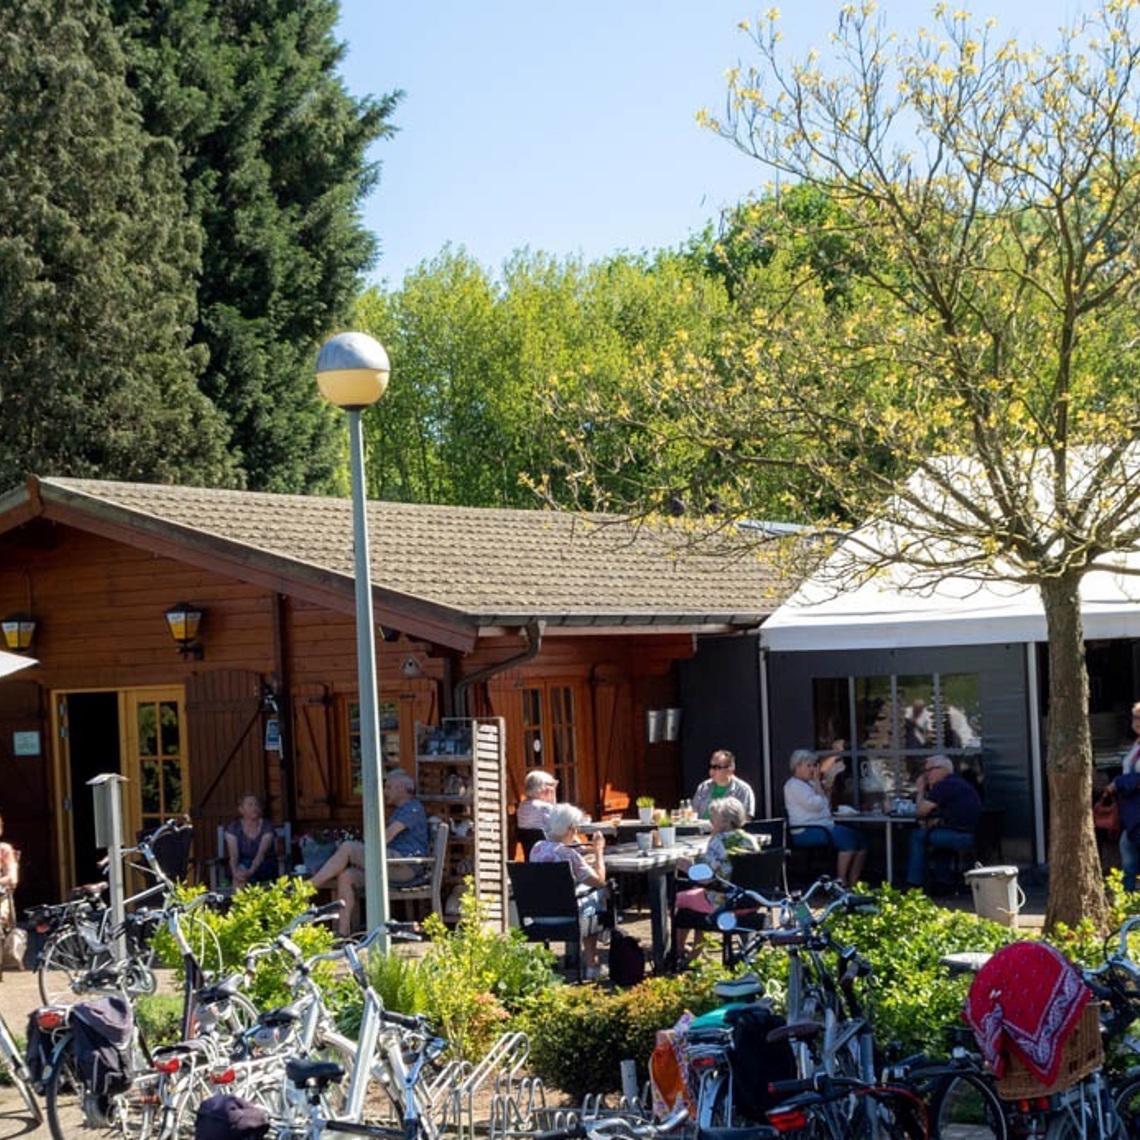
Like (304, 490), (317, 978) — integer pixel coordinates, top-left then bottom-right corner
(0, 0), (237, 487)
(110, 0), (399, 492)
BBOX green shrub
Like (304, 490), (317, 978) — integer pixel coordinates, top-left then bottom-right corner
(136, 994), (184, 1046)
(151, 877), (336, 1010)
(518, 971), (719, 1099)
(363, 885), (559, 1061)
(828, 884), (1019, 1054)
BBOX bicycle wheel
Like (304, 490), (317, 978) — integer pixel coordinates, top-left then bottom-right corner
(930, 1072), (1007, 1140)
(696, 1070), (734, 1130)
(1114, 1072), (1140, 1136)
(38, 928), (109, 1004)
(0, 1008), (44, 1124)
(44, 1031), (158, 1140)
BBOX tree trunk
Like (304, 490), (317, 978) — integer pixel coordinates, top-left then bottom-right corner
(1040, 575), (1107, 932)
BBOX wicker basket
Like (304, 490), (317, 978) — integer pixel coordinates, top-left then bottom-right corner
(993, 1002), (1103, 1101)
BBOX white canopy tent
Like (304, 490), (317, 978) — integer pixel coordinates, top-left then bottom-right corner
(759, 560), (1140, 652)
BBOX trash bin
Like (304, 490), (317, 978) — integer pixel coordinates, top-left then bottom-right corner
(964, 865), (1025, 927)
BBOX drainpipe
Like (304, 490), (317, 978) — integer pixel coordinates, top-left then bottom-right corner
(453, 620), (545, 717)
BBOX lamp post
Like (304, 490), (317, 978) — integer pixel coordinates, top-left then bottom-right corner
(317, 331), (391, 947)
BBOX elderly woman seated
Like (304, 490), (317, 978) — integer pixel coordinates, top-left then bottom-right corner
(672, 796), (759, 961)
(784, 748), (867, 887)
(529, 803), (608, 980)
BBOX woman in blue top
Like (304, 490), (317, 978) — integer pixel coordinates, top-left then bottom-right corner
(224, 793), (279, 888)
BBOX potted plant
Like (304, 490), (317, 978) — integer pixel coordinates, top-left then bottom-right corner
(636, 796), (656, 824)
(657, 813), (676, 849)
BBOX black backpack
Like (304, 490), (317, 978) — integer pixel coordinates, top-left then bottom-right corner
(723, 1002), (796, 1123)
(196, 1094), (271, 1140)
(608, 928), (645, 986)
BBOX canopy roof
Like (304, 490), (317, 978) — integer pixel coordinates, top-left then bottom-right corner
(761, 450), (1140, 652)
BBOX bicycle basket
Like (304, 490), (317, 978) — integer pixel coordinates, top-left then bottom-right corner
(993, 1002), (1102, 1100)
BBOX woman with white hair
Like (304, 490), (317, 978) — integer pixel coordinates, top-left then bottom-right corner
(672, 796), (759, 961)
(529, 802), (608, 979)
(784, 748), (867, 886)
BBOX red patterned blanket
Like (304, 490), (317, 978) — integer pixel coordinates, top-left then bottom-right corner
(963, 941), (1090, 1085)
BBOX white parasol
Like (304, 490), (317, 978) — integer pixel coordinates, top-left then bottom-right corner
(0, 649), (37, 679)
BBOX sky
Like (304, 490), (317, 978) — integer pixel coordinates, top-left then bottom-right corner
(336, 0), (1087, 288)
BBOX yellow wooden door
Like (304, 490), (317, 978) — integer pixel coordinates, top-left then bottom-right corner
(122, 688), (189, 842)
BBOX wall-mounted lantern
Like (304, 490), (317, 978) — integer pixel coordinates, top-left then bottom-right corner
(1, 613), (37, 653)
(164, 602), (204, 659)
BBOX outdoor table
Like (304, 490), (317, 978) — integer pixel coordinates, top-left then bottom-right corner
(829, 811), (919, 885)
(605, 831), (768, 972)
(580, 818), (711, 837)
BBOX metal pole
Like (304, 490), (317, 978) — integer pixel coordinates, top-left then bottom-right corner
(347, 407), (389, 948)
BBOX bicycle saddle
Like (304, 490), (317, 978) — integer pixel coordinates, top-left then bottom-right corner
(285, 1057), (346, 1090)
(766, 1019), (823, 1044)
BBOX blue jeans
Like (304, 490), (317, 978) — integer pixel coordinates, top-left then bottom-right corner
(907, 827), (975, 886)
(1122, 831), (1139, 892)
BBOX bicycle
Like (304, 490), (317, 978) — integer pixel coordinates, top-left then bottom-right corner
(34, 818), (193, 1004)
(685, 868), (880, 1128)
(0, 1002), (44, 1125)
(765, 1070), (928, 1139)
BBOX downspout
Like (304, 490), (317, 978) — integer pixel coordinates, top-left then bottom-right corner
(453, 620), (545, 717)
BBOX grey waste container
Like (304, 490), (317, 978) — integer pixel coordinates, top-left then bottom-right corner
(964, 865), (1025, 927)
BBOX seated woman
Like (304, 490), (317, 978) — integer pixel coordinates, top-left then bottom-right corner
(311, 769), (430, 936)
(224, 793), (279, 889)
(784, 749), (867, 886)
(673, 796), (759, 961)
(529, 803), (608, 980)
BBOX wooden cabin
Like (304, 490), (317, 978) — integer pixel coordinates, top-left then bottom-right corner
(0, 476), (792, 906)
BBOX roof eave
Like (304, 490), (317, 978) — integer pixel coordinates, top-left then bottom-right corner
(30, 477), (480, 652)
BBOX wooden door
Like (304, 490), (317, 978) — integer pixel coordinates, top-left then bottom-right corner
(0, 680), (52, 905)
(122, 688), (189, 847)
(292, 682), (333, 820)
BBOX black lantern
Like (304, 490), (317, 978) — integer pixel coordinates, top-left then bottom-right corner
(1, 613), (36, 653)
(164, 602), (204, 659)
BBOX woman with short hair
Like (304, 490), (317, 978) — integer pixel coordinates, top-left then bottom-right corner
(673, 796), (759, 961)
(517, 770), (558, 832)
(784, 749), (867, 886)
(529, 803), (608, 979)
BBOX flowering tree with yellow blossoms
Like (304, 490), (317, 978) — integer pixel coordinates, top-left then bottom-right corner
(547, 1), (1140, 929)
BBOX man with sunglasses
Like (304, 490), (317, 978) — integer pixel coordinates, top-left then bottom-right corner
(691, 749), (755, 820)
(906, 754), (982, 889)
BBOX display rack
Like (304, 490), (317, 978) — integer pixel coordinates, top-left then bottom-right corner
(415, 717), (507, 930)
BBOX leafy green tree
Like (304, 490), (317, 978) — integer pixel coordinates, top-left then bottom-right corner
(0, 0), (236, 486)
(110, 0), (398, 492)
(550, 2), (1140, 929)
(355, 246), (739, 511)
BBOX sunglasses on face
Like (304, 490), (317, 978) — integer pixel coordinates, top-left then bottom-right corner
(709, 764), (732, 771)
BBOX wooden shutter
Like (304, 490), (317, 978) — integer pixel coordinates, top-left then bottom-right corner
(592, 667), (634, 816)
(292, 683), (333, 820)
(186, 670), (266, 860)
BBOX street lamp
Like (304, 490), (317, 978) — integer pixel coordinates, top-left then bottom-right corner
(317, 330), (391, 946)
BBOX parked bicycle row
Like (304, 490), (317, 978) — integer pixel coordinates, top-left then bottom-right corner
(553, 866), (1140, 1138)
(4, 815), (1140, 1139)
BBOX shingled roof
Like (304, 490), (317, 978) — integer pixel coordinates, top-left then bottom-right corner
(3, 476), (798, 642)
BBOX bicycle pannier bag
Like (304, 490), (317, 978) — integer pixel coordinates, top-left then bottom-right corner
(71, 994), (133, 1098)
(195, 1094), (271, 1140)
